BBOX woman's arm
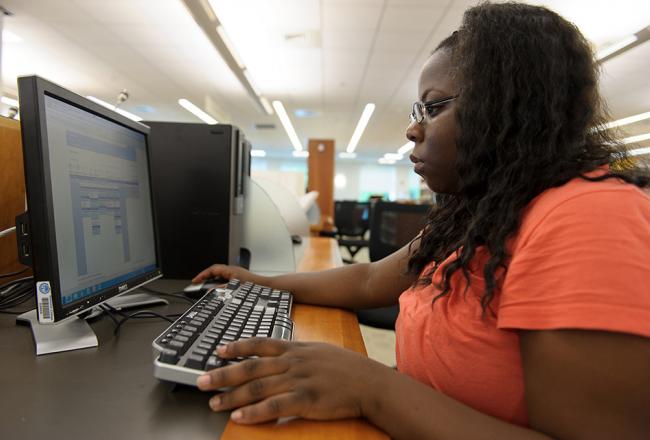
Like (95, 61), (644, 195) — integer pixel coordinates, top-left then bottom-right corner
(197, 329), (650, 439)
(192, 241), (419, 309)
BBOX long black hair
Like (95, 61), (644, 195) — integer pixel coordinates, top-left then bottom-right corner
(407, 2), (649, 312)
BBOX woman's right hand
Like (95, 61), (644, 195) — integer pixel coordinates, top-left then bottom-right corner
(192, 264), (261, 285)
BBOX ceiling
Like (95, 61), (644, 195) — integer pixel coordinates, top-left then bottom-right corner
(1, 0), (649, 162)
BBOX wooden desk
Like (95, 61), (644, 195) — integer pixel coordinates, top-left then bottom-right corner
(221, 237), (387, 440)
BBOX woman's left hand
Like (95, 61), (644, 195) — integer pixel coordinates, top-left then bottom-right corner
(196, 337), (392, 424)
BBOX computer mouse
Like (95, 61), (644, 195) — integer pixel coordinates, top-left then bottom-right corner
(183, 277), (228, 299)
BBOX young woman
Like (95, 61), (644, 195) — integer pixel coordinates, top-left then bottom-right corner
(192, 3), (650, 438)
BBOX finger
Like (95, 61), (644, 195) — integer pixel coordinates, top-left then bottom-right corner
(209, 373), (291, 412)
(197, 355), (289, 391)
(192, 265), (225, 283)
(230, 392), (307, 424)
(217, 337), (290, 359)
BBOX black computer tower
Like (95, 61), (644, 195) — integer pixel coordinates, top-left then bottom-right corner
(145, 122), (250, 279)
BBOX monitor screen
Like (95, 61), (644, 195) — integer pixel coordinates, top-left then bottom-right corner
(18, 75), (162, 323)
(43, 95), (157, 306)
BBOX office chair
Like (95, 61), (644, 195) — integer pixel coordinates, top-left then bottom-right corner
(321, 201), (370, 263)
(356, 201), (432, 330)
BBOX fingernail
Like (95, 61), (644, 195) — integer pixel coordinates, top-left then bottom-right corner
(231, 410), (243, 421)
(217, 344), (228, 354)
(209, 396), (221, 410)
(197, 375), (211, 388)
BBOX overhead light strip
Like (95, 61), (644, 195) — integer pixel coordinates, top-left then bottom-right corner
(623, 132), (650, 145)
(346, 103), (376, 153)
(178, 98), (218, 124)
(1, 96), (19, 107)
(86, 96), (143, 122)
(602, 111), (650, 130)
(272, 100), (303, 151)
(397, 141), (414, 155)
(182, 0), (273, 115)
(250, 149), (266, 157)
(596, 35), (638, 60)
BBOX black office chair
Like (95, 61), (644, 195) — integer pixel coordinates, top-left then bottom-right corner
(356, 201), (433, 330)
(321, 200), (370, 263)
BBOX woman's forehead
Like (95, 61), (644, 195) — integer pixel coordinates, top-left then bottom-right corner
(418, 51), (455, 98)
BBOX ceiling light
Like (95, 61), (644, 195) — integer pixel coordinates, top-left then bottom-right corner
(182, 0), (270, 115)
(623, 133), (650, 144)
(627, 147), (650, 156)
(384, 153), (404, 161)
(338, 152), (357, 159)
(2, 30), (22, 43)
(346, 103), (376, 153)
(178, 98), (218, 124)
(259, 97), (274, 115)
(87, 96), (143, 122)
(1, 96), (19, 107)
(398, 141), (415, 155)
(292, 150), (309, 158)
(378, 157), (396, 165)
(250, 149), (266, 157)
(216, 25), (245, 69)
(602, 111), (650, 130)
(272, 100), (303, 151)
(628, 147), (650, 156)
(596, 35), (638, 60)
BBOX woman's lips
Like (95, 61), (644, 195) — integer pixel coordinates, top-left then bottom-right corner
(413, 162), (426, 175)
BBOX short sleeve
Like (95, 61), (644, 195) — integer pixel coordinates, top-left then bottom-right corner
(497, 187), (650, 338)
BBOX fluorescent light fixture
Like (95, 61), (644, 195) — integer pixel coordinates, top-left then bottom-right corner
(346, 103), (376, 153)
(199, 0), (217, 21)
(292, 150), (309, 158)
(178, 98), (218, 124)
(623, 132), (650, 144)
(384, 153), (404, 161)
(597, 35), (638, 60)
(1, 96), (19, 107)
(378, 157), (396, 165)
(2, 30), (22, 43)
(87, 96), (143, 122)
(259, 97), (274, 115)
(629, 146), (650, 156)
(216, 25), (246, 69)
(250, 149), (267, 157)
(602, 111), (650, 130)
(398, 141), (415, 155)
(272, 100), (303, 151)
(338, 152), (357, 159)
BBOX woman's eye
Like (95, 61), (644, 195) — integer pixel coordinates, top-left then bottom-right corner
(425, 105), (442, 117)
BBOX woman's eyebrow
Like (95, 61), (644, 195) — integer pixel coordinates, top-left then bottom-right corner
(420, 87), (449, 102)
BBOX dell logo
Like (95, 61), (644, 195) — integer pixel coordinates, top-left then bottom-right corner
(118, 284), (128, 293)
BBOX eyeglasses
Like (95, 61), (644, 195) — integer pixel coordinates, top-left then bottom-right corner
(409, 95), (458, 124)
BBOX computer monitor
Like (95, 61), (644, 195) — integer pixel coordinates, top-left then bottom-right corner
(16, 76), (162, 353)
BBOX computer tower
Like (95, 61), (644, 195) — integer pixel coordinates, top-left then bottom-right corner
(145, 122), (250, 279)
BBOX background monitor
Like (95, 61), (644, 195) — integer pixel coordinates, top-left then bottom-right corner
(17, 75), (162, 324)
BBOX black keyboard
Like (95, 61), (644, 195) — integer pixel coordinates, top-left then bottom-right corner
(152, 279), (293, 386)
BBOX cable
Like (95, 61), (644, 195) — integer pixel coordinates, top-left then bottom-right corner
(0, 276), (34, 293)
(112, 310), (174, 335)
(0, 226), (16, 238)
(0, 267), (29, 278)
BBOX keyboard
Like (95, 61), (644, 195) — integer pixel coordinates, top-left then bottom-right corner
(152, 279), (294, 386)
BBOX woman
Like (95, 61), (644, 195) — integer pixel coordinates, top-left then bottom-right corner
(193, 3), (650, 438)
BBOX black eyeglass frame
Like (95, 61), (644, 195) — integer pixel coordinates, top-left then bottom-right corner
(409, 95), (458, 124)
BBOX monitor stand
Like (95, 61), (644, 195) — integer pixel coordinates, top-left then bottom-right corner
(17, 292), (168, 356)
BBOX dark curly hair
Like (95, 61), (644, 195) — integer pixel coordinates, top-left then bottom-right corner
(407, 2), (650, 313)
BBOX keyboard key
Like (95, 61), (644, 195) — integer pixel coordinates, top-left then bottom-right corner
(184, 354), (206, 370)
(159, 348), (179, 364)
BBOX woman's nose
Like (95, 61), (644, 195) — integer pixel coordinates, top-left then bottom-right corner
(406, 120), (423, 144)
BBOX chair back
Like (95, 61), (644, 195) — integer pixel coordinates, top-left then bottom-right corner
(334, 201), (370, 237)
(368, 201), (432, 262)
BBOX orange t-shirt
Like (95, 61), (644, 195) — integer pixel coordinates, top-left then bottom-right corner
(395, 173), (650, 426)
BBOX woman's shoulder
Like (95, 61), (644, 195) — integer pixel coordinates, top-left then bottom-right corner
(516, 172), (650, 248)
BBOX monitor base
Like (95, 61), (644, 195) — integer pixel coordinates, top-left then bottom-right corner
(17, 293), (169, 356)
(17, 309), (99, 356)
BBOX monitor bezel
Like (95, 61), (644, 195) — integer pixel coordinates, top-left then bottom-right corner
(18, 75), (162, 323)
